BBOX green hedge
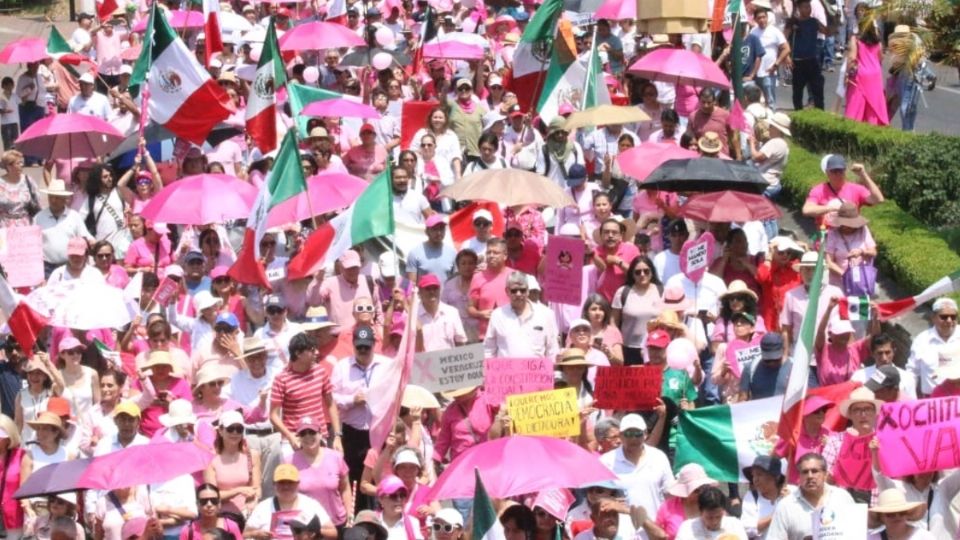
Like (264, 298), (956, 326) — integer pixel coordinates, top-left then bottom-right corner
(790, 109), (915, 163)
(781, 143), (960, 296)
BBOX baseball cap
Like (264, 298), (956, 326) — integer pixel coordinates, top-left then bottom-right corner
(377, 474), (406, 496)
(456, 78), (473, 89)
(218, 410), (244, 428)
(67, 237), (88, 257)
(865, 365), (901, 392)
(214, 313), (240, 329)
(295, 415), (322, 434)
(360, 123), (376, 134)
(473, 209), (493, 224)
(771, 236), (804, 255)
(566, 164), (587, 186)
(58, 335), (85, 351)
(274, 464), (300, 483)
(825, 154), (847, 171)
(619, 413), (647, 433)
(392, 448), (421, 468)
(798, 251), (819, 267)
(829, 318), (855, 335)
(79, 72), (95, 84)
(731, 311), (756, 325)
(647, 329), (671, 349)
(184, 250), (205, 263)
(354, 324), (376, 347)
(760, 333), (784, 360)
(119, 64), (133, 76)
(166, 264), (184, 278)
(418, 274), (441, 289)
(210, 265), (229, 280)
(113, 400), (142, 418)
(434, 508), (464, 528)
(339, 250), (361, 269)
(378, 252), (397, 279)
(425, 214), (446, 228)
(264, 294), (284, 308)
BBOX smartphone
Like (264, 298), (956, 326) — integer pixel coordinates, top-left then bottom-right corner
(593, 337), (603, 348)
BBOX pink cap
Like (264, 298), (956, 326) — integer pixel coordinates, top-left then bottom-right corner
(377, 474), (406, 496)
(166, 264), (184, 278)
(418, 274), (441, 289)
(425, 214), (446, 228)
(803, 395), (834, 416)
(210, 265), (230, 279)
(829, 318), (855, 335)
(67, 237), (88, 257)
(339, 250), (361, 269)
(360, 123), (376, 134)
(295, 415), (322, 434)
(390, 317), (405, 336)
(647, 329), (671, 349)
(558, 103), (574, 116)
(58, 335), (85, 351)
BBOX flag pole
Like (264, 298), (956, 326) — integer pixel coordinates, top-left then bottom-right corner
(294, 131), (319, 231)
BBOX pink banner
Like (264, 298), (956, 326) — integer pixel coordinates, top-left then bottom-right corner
(0, 226), (44, 288)
(150, 276), (179, 307)
(483, 357), (555, 405)
(679, 232), (715, 284)
(724, 335), (762, 379)
(543, 235), (584, 306)
(877, 396), (960, 477)
(832, 433), (875, 491)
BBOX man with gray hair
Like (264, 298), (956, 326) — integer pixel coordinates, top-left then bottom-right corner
(908, 297), (960, 396)
(594, 417), (622, 454)
(483, 271), (559, 358)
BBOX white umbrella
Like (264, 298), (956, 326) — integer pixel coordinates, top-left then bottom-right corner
(49, 281), (133, 330)
(426, 31), (489, 49)
(218, 12), (253, 35)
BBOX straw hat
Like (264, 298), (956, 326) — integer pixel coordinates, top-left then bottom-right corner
(720, 280), (759, 302)
(838, 386), (883, 418)
(555, 348), (591, 369)
(828, 202), (869, 229)
(26, 411), (65, 435)
(768, 112), (792, 137)
(591, 216), (637, 246)
(402, 385), (441, 409)
(870, 488), (924, 515)
(647, 310), (687, 335)
(240, 336), (267, 358)
(892, 24), (912, 35)
(667, 463), (717, 497)
(40, 179), (74, 197)
(159, 398), (198, 427)
(193, 363), (230, 390)
(300, 306), (339, 332)
(441, 385), (479, 400)
(141, 350), (175, 370)
(24, 356), (54, 380)
(697, 132), (723, 154)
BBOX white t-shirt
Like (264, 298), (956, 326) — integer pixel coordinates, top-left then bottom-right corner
(758, 137), (788, 187)
(599, 446), (674, 518)
(0, 92), (19, 124)
(751, 25), (787, 76)
(675, 516), (748, 540)
(653, 250), (681, 284)
(247, 494), (331, 536)
(67, 91), (112, 120)
(393, 190), (430, 226)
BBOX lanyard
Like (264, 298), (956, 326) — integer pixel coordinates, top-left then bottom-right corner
(357, 362), (375, 387)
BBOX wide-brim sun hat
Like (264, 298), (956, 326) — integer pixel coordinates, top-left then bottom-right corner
(870, 488), (924, 515)
(667, 463), (717, 497)
(720, 280), (759, 302)
(838, 386), (883, 419)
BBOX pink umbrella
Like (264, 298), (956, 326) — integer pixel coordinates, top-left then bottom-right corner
(82, 442), (213, 489)
(15, 113), (124, 160)
(267, 172), (368, 228)
(278, 21), (366, 51)
(678, 190), (782, 223)
(0, 38), (48, 64)
(140, 174), (257, 225)
(132, 9), (204, 32)
(595, 0), (635, 21)
(300, 98), (380, 119)
(425, 435), (617, 500)
(628, 48), (731, 89)
(423, 41), (485, 61)
(120, 44), (142, 61)
(617, 142), (699, 182)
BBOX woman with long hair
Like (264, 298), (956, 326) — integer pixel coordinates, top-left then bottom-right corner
(210, 267), (253, 334)
(91, 240), (131, 289)
(844, 9), (890, 126)
(581, 294), (625, 365)
(14, 354), (64, 443)
(19, 412), (78, 519)
(57, 335), (100, 420)
(203, 411), (261, 525)
(80, 164), (127, 249)
(611, 256), (664, 366)
(410, 107), (463, 181)
(116, 142), (163, 215)
(179, 484), (243, 540)
(79, 369), (127, 456)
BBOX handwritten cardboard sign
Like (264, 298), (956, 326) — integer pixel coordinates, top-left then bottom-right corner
(483, 357), (555, 405)
(679, 232), (715, 284)
(411, 343), (485, 393)
(812, 503), (867, 539)
(877, 396), (960, 477)
(593, 366), (663, 410)
(0, 226), (43, 287)
(831, 433), (874, 491)
(543, 235), (585, 306)
(507, 387), (580, 438)
(725, 336), (763, 379)
(150, 276), (180, 306)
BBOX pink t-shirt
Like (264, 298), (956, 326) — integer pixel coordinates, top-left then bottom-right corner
(289, 450), (349, 525)
(824, 227), (876, 285)
(124, 236), (172, 272)
(205, 139), (244, 175)
(816, 337), (870, 386)
(342, 145), (388, 182)
(210, 452), (252, 515)
(655, 495), (687, 539)
(594, 242), (641, 302)
(804, 182), (871, 226)
(505, 239), (541, 276)
(468, 267), (510, 337)
(178, 518), (243, 540)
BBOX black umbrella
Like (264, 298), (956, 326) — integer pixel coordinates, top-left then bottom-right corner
(108, 122), (244, 159)
(340, 47), (411, 67)
(640, 158), (769, 194)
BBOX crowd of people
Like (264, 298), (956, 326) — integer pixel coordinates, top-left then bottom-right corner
(0, 0), (955, 539)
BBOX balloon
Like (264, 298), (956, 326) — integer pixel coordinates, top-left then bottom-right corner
(303, 66), (320, 84)
(666, 338), (698, 374)
(372, 52), (393, 71)
(375, 26), (395, 48)
(250, 44), (262, 63)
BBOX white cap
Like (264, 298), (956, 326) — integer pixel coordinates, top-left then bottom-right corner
(620, 414), (647, 433)
(434, 508), (464, 528)
(194, 290), (222, 312)
(78, 72), (95, 84)
(392, 448), (421, 468)
(219, 410), (244, 428)
(482, 110), (506, 132)
(828, 318), (855, 335)
(799, 251), (819, 266)
(771, 236), (803, 254)
(119, 64), (133, 75)
(472, 209), (493, 223)
(488, 74), (503, 86)
(526, 274), (541, 292)
(569, 318), (590, 330)
(378, 251), (398, 279)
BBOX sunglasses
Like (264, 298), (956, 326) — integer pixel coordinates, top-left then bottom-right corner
(432, 523), (457, 533)
(198, 497), (220, 506)
(939, 314), (958, 321)
(634, 268), (651, 276)
(207, 380), (225, 387)
(622, 430), (644, 439)
(63, 348), (83, 356)
(509, 288), (528, 294)
(354, 305), (375, 313)
(224, 424), (244, 434)
(355, 345), (372, 352)
(386, 491), (409, 500)
(213, 277), (230, 284)
(266, 306), (285, 315)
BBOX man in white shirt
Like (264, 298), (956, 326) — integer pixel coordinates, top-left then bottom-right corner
(572, 497), (630, 540)
(391, 166), (432, 225)
(908, 297), (960, 396)
(483, 271), (559, 359)
(850, 334), (917, 400)
(768, 453), (855, 540)
(36, 179), (93, 276)
(653, 220), (688, 283)
(47, 237), (102, 285)
(253, 294), (302, 376)
(599, 414), (674, 520)
(246, 464), (335, 539)
(67, 73), (111, 120)
(461, 209), (494, 260)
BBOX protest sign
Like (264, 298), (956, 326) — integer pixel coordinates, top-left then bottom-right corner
(543, 235), (585, 305)
(0, 226), (43, 287)
(831, 434), (874, 491)
(725, 336), (762, 379)
(812, 503), (867, 539)
(679, 232), (715, 284)
(507, 387), (580, 438)
(411, 343), (485, 393)
(593, 366), (663, 410)
(150, 277), (180, 307)
(877, 395), (960, 477)
(484, 358), (555, 405)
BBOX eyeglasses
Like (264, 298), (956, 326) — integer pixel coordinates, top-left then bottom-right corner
(63, 348), (83, 356)
(355, 304), (375, 313)
(207, 380), (225, 387)
(939, 314), (958, 321)
(198, 497), (220, 506)
(621, 430), (644, 438)
(420, 142), (435, 148)
(634, 268), (651, 276)
(386, 490), (409, 500)
(299, 429), (318, 437)
(849, 406), (875, 415)
(95, 252), (113, 260)
(432, 523), (456, 533)
(224, 424), (244, 434)
(473, 221), (491, 228)
(509, 288), (528, 295)
(266, 306), (285, 315)
(355, 345), (372, 352)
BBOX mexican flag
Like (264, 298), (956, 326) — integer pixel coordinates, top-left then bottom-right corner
(129, 4), (233, 145)
(0, 275), (48, 354)
(674, 396), (781, 482)
(228, 130), (307, 289)
(871, 269), (960, 320)
(839, 295), (871, 321)
(246, 19), (286, 153)
(367, 293), (419, 450)
(287, 83), (342, 138)
(201, 0), (224, 66)
(508, 0), (563, 113)
(473, 469), (506, 540)
(93, 338), (121, 370)
(326, 0), (348, 24)
(777, 234), (827, 462)
(539, 29), (611, 124)
(46, 27), (86, 65)
(323, 166), (395, 265)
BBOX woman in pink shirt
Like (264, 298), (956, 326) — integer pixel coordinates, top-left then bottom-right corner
(203, 410), (261, 520)
(814, 300), (877, 386)
(91, 239), (131, 289)
(117, 144), (163, 215)
(287, 416), (351, 526)
(124, 220), (172, 275)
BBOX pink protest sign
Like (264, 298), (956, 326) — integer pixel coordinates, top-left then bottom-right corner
(483, 357), (555, 405)
(832, 433), (875, 491)
(877, 396), (960, 477)
(150, 277), (180, 306)
(543, 235), (584, 306)
(0, 226), (44, 288)
(679, 232), (716, 284)
(724, 336), (763, 379)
